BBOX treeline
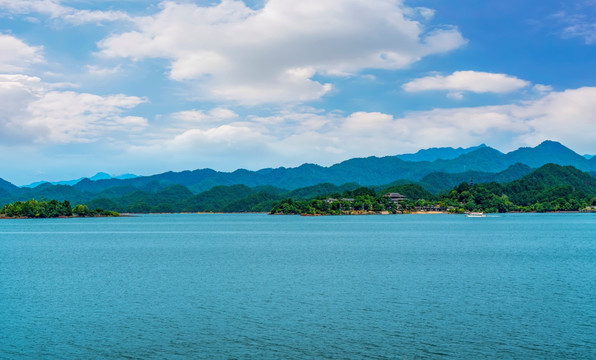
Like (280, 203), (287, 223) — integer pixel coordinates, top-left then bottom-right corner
(271, 187), (401, 215)
(0, 199), (119, 218)
(76, 183), (364, 214)
(270, 182), (596, 215)
(441, 181), (594, 213)
(270, 165), (596, 215)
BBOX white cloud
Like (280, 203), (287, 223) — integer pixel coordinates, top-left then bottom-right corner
(0, 0), (131, 24)
(0, 74), (147, 144)
(551, 1), (596, 44)
(533, 84), (553, 93)
(86, 65), (122, 77)
(403, 71), (531, 98)
(0, 34), (44, 72)
(551, 0), (596, 45)
(98, 0), (466, 104)
(405, 7), (436, 21)
(511, 86), (596, 150)
(447, 91), (464, 100)
(173, 108), (239, 123)
(126, 86), (596, 171)
(172, 124), (271, 148)
(560, 21), (596, 44)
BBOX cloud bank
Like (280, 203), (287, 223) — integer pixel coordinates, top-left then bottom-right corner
(0, 0), (131, 24)
(120, 86), (596, 172)
(0, 74), (147, 145)
(98, 0), (466, 104)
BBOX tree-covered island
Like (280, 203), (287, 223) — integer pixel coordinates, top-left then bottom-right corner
(270, 164), (596, 215)
(0, 199), (120, 218)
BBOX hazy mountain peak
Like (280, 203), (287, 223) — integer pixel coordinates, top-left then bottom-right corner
(397, 144), (487, 162)
(90, 172), (112, 181)
(506, 139), (585, 168)
(512, 140), (572, 155)
(536, 140), (572, 151)
(466, 146), (503, 156)
(21, 172), (139, 188)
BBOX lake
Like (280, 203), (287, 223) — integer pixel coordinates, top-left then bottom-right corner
(1, 213), (595, 359)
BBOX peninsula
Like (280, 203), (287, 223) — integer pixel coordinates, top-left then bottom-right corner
(1, 200), (120, 219)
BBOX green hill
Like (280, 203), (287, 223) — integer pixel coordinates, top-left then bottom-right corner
(419, 163), (533, 193)
(505, 164), (596, 206)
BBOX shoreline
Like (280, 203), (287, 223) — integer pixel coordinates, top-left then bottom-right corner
(2, 211), (593, 219)
(279, 210), (595, 216)
(0, 214), (128, 220)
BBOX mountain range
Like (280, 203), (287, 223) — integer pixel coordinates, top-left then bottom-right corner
(22, 172), (138, 188)
(1, 140), (595, 209)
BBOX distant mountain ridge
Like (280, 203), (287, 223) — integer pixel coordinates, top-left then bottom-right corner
(2, 163), (595, 214)
(23, 172), (138, 188)
(396, 144), (487, 162)
(1, 141), (595, 205)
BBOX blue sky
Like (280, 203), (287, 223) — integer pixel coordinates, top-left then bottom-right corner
(0, 0), (595, 185)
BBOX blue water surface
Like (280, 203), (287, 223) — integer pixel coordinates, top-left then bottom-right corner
(1, 213), (595, 359)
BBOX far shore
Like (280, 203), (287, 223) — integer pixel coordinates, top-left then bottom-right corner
(0, 214), (130, 220)
(2, 210), (593, 219)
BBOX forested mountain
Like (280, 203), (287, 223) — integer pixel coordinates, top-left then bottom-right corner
(273, 164), (596, 215)
(1, 141), (596, 213)
(504, 164), (596, 206)
(61, 140), (594, 193)
(0, 178), (20, 194)
(506, 140), (589, 169)
(2, 163), (595, 214)
(418, 163), (533, 193)
(3, 140), (589, 195)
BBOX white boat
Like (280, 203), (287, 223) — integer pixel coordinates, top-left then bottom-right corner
(466, 212), (486, 218)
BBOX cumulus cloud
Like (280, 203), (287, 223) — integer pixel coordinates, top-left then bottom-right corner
(0, 74), (147, 144)
(511, 86), (596, 149)
(0, 34), (44, 72)
(98, 0), (466, 104)
(0, 0), (131, 24)
(403, 71), (531, 98)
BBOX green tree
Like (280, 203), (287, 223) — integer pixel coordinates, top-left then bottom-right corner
(73, 204), (91, 216)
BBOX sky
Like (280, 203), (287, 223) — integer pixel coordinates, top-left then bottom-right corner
(0, 0), (595, 185)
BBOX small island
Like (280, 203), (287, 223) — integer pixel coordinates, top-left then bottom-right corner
(269, 173), (596, 216)
(1, 199), (120, 219)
